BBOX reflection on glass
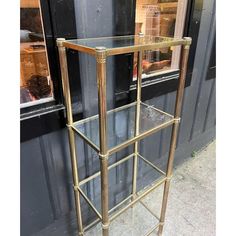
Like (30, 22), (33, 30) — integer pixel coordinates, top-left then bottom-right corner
(67, 35), (177, 49)
(74, 103), (173, 150)
(134, 0), (188, 79)
(20, 0), (53, 106)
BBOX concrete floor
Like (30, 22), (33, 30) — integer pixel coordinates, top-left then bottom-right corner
(153, 140), (216, 236)
(86, 140), (216, 236)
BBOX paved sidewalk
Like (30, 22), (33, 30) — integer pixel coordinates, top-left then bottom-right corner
(150, 140), (216, 236)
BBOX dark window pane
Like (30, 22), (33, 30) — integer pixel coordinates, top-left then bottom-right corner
(20, 0), (54, 107)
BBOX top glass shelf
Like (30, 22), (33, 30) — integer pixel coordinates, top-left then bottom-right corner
(62, 35), (189, 56)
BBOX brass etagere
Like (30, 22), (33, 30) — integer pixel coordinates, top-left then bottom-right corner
(57, 34), (191, 236)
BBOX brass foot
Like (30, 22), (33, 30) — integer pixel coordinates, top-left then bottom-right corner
(158, 223), (164, 236)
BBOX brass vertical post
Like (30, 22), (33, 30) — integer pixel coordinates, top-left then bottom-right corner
(132, 50), (143, 197)
(158, 38), (191, 236)
(57, 38), (84, 235)
(96, 47), (109, 236)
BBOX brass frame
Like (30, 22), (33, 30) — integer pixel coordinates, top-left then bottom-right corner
(57, 35), (191, 236)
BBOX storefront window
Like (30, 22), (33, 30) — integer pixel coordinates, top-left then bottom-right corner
(20, 0), (53, 107)
(133, 0), (188, 80)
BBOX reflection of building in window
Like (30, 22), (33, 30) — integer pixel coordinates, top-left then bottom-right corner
(134, 0), (187, 79)
(20, 0), (53, 106)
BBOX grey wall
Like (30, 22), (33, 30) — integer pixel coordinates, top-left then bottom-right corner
(21, 0), (216, 235)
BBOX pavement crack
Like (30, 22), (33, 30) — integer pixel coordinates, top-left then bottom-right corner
(182, 216), (196, 229)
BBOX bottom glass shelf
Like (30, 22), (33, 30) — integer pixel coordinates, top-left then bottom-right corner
(84, 201), (159, 236)
(78, 153), (166, 235)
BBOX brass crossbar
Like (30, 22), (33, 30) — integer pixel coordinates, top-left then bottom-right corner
(138, 153), (166, 176)
(83, 218), (101, 232)
(108, 195), (133, 214)
(140, 101), (174, 118)
(79, 154), (134, 186)
(71, 125), (100, 153)
(77, 187), (102, 219)
(109, 177), (166, 222)
(144, 224), (160, 236)
(73, 102), (137, 126)
(79, 153), (165, 188)
(108, 119), (174, 155)
(139, 199), (160, 221)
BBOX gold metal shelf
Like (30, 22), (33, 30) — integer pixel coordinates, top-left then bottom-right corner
(62, 35), (189, 56)
(71, 101), (175, 155)
(57, 34), (191, 236)
(76, 153), (165, 236)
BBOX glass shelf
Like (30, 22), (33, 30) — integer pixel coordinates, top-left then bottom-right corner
(63, 35), (187, 56)
(79, 153), (165, 236)
(84, 202), (159, 236)
(72, 102), (174, 154)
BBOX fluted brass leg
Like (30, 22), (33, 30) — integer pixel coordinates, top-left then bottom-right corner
(96, 46), (109, 236)
(57, 38), (84, 235)
(132, 49), (143, 199)
(158, 40), (191, 235)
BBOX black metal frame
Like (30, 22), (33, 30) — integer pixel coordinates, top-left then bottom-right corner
(21, 0), (78, 142)
(21, 0), (63, 115)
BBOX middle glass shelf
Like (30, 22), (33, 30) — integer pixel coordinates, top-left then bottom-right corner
(71, 101), (174, 155)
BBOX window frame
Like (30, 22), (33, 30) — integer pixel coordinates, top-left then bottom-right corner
(132, 0), (189, 81)
(114, 0), (201, 104)
(20, 0), (71, 142)
(206, 32), (216, 80)
(20, 0), (64, 118)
